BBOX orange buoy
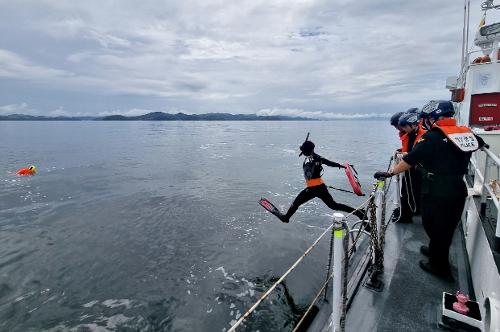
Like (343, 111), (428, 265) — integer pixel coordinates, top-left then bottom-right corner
(16, 165), (37, 176)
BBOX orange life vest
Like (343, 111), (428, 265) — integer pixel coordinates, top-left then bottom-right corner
(399, 131), (409, 152)
(400, 125), (426, 152)
(432, 118), (479, 152)
(306, 178), (324, 187)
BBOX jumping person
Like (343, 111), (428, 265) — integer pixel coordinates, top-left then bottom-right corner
(275, 138), (365, 223)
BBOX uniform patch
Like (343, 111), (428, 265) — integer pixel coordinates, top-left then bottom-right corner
(447, 133), (479, 152)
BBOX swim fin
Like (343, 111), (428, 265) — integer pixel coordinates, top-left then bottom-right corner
(259, 198), (289, 223)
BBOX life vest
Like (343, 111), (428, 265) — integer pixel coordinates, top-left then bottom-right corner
(306, 178), (325, 187)
(400, 131), (409, 153)
(400, 125), (426, 152)
(416, 122), (426, 142)
(432, 118), (480, 152)
(303, 156), (324, 187)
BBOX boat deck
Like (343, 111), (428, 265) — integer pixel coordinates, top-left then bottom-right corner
(344, 215), (473, 331)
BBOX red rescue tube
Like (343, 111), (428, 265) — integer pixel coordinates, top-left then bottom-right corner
(344, 162), (363, 196)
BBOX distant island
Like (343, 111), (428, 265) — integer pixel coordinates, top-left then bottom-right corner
(0, 112), (314, 121)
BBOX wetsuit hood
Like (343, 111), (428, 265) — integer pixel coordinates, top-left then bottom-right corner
(299, 140), (315, 156)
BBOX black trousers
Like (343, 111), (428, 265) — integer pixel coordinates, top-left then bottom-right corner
(421, 193), (466, 271)
(285, 184), (360, 219)
(399, 168), (421, 222)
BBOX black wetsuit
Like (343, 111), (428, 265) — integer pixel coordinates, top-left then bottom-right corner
(399, 129), (422, 222)
(284, 153), (363, 220)
(403, 129), (485, 272)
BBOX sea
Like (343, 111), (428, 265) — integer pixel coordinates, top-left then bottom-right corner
(0, 120), (396, 332)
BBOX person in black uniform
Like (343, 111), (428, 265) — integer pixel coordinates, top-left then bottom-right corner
(389, 109), (421, 223)
(397, 112), (425, 221)
(279, 139), (365, 223)
(374, 100), (486, 281)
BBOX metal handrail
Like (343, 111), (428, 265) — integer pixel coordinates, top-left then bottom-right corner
(474, 148), (500, 239)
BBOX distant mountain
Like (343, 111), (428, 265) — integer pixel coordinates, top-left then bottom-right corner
(0, 112), (314, 121)
(0, 112), (390, 121)
(99, 112), (313, 121)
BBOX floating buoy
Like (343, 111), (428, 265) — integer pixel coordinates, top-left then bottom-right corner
(16, 165), (37, 176)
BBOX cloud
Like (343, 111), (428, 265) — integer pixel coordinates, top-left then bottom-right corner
(0, 103), (36, 115)
(0, 1), (479, 115)
(0, 49), (69, 80)
(0, 103), (76, 117)
(257, 108), (391, 119)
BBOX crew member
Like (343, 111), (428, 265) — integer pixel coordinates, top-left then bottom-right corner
(374, 100), (486, 281)
(16, 165), (37, 176)
(396, 112), (426, 221)
(390, 111), (405, 150)
(279, 139), (365, 223)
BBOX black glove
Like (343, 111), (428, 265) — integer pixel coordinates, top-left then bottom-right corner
(374, 171), (392, 179)
(339, 165), (347, 169)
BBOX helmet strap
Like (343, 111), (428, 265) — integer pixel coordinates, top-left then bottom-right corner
(422, 118), (433, 130)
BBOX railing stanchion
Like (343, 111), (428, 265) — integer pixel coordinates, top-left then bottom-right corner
(481, 154), (490, 216)
(331, 212), (345, 332)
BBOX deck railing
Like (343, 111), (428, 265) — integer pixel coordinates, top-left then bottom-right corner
(471, 147), (500, 249)
(228, 176), (391, 332)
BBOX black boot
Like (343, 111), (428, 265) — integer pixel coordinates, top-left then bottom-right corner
(419, 260), (454, 282)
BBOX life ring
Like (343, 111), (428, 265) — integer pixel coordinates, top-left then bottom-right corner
(344, 163), (363, 196)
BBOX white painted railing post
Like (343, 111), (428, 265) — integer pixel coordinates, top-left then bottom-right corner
(481, 154), (490, 216)
(393, 173), (401, 207)
(375, 180), (385, 239)
(331, 212), (345, 332)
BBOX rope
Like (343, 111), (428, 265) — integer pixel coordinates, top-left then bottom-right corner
(296, 222), (351, 332)
(402, 170), (417, 213)
(343, 195), (373, 219)
(230, 194), (373, 331)
(231, 158), (392, 331)
(293, 270), (334, 332)
(328, 185), (358, 195)
(306, 184), (383, 331)
(227, 221), (335, 332)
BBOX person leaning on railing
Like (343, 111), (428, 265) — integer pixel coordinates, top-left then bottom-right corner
(395, 110), (426, 222)
(374, 100), (486, 282)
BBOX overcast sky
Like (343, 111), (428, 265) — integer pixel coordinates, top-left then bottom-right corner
(0, 0), (491, 118)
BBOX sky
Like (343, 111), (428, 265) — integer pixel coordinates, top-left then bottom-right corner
(0, 0), (491, 118)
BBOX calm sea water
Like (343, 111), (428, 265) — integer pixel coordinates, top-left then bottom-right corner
(0, 121), (396, 332)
